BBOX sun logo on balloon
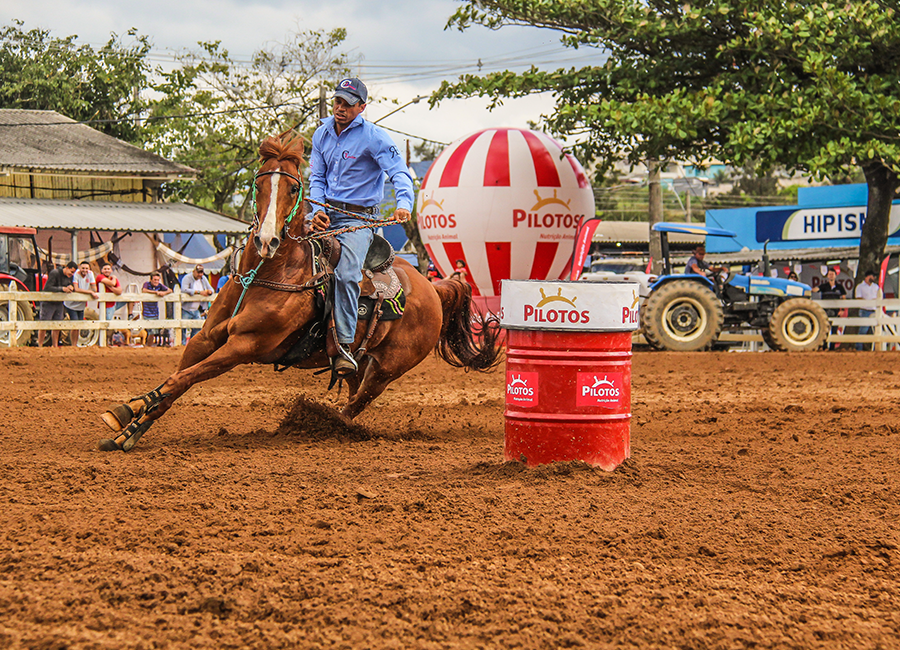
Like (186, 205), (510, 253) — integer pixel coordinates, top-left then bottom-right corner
(531, 189), (571, 210)
(536, 287), (577, 308)
(419, 194), (444, 211)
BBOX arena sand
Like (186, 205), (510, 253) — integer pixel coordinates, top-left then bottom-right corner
(0, 347), (898, 649)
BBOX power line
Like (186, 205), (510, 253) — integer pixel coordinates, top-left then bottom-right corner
(0, 101), (304, 127)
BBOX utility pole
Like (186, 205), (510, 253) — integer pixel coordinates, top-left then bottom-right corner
(318, 85), (328, 119)
(648, 161), (664, 274)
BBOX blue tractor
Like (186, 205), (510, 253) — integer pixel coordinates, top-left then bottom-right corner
(640, 223), (830, 352)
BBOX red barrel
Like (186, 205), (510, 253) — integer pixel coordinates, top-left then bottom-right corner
(500, 280), (638, 470)
(504, 329), (631, 469)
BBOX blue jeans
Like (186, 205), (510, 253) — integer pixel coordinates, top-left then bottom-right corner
(856, 309), (875, 350)
(328, 209), (374, 345)
(182, 307), (202, 344)
(64, 307), (84, 321)
(105, 302), (127, 320)
(143, 312), (160, 336)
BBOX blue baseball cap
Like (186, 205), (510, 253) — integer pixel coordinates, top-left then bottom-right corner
(333, 78), (368, 105)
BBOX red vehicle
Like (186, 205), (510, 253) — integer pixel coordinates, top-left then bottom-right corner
(0, 226), (44, 346)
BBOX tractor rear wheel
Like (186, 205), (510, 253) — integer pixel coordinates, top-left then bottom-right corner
(0, 300), (34, 347)
(767, 299), (829, 351)
(641, 280), (724, 351)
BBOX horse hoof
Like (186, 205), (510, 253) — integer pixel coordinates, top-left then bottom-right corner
(98, 438), (122, 452)
(101, 404), (135, 431)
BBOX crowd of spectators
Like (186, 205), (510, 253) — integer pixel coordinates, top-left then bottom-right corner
(35, 260), (224, 347)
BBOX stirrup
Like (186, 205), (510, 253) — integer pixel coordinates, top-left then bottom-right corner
(334, 344), (358, 375)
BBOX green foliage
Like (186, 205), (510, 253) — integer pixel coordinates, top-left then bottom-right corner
(0, 21), (151, 142)
(143, 30), (352, 217)
(411, 140), (444, 162)
(438, 1), (900, 179)
(437, 0), (900, 280)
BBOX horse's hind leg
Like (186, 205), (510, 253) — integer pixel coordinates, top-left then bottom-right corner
(341, 350), (429, 420)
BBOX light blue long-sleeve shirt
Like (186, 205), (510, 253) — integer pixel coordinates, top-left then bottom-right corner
(309, 115), (414, 212)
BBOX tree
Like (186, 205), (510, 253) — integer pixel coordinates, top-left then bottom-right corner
(436, 1), (900, 286)
(143, 30), (352, 218)
(0, 21), (151, 142)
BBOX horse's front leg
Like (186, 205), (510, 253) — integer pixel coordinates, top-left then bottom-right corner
(99, 308), (232, 437)
(98, 326), (289, 452)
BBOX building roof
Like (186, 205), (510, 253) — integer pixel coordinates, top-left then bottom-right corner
(593, 220), (704, 245)
(0, 109), (196, 177)
(0, 198), (248, 235)
(709, 245), (900, 265)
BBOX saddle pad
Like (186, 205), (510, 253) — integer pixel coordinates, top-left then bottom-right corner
(357, 287), (405, 321)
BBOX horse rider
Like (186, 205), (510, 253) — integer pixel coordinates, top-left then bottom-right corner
(308, 77), (414, 377)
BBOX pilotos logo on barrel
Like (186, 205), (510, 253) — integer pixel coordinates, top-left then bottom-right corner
(576, 373), (624, 408)
(623, 289), (640, 326)
(506, 371), (538, 407)
(523, 287), (590, 325)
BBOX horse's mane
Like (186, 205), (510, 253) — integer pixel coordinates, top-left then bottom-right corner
(258, 129), (305, 168)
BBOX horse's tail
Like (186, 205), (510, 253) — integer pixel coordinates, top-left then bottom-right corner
(432, 279), (504, 371)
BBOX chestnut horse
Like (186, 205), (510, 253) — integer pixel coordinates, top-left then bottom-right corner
(99, 132), (502, 451)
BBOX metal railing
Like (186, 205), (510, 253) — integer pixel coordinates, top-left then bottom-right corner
(1, 282), (211, 348)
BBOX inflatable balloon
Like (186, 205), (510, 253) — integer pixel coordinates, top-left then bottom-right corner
(417, 127), (595, 297)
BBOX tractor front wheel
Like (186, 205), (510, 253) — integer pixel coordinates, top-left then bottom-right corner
(766, 299), (829, 351)
(641, 280), (724, 351)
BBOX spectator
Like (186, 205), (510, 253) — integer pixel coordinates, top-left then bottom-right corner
(142, 271), (173, 347)
(812, 269), (846, 350)
(216, 274), (230, 291)
(96, 263), (126, 320)
(855, 269), (881, 351)
(448, 259), (469, 283)
(63, 261), (98, 322)
(38, 261), (76, 348)
(788, 271), (799, 281)
(180, 264), (214, 344)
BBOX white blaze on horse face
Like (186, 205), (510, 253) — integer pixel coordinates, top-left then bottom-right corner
(257, 171), (281, 258)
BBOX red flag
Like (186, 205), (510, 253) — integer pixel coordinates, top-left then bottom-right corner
(565, 218), (602, 281)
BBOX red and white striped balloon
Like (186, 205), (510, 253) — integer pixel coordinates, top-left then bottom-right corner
(417, 127), (594, 296)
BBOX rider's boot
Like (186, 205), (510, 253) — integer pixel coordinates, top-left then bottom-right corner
(332, 343), (358, 377)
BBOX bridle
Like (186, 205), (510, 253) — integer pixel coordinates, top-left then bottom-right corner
(250, 169), (304, 236)
(232, 168), (323, 318)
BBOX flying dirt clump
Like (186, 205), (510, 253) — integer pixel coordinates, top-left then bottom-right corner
(275, 395), (375, 442)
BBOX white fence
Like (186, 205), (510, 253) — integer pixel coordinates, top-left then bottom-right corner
(629, 297), (900, 351)
(1, 282), (210, 348)
(714, 298), (900, 351)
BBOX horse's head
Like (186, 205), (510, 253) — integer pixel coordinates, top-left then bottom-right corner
(252, 132), (306, 259)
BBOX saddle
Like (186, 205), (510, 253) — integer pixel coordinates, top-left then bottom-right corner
(274, 234), (407, 373)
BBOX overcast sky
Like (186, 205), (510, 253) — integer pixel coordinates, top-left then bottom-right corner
(2, 0), (605, 151)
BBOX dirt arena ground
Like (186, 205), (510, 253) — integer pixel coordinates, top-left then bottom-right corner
(1, 346), (898, 649)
